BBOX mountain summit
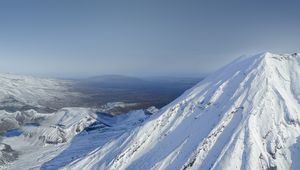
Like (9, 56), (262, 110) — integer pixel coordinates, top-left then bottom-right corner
(65, 52), (300, 170)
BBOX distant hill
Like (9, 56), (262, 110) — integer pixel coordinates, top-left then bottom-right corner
(0, 73), (204, 112)
(73, 74), (204, 109)
(82, 74), (148, 89)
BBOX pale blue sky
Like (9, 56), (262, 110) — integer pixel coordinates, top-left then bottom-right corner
(0, 0), (300, 78)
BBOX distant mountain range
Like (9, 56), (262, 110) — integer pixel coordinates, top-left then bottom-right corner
(74, 74), (204, 110)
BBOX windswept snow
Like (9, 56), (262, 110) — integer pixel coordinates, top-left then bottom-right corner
(62, 52), (300, 170)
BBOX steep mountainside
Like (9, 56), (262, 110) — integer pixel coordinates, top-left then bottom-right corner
(65, 52), (300, 170)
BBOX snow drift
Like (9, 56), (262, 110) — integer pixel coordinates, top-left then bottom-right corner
(65, 52), (300, 170)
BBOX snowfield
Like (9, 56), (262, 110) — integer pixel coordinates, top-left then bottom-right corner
(1, 52), (300, 170)
(0, 108), (97, 168)
(0, 107), (157, 169)
(62, 52), (300, 170)
(0, 73), (79, 112)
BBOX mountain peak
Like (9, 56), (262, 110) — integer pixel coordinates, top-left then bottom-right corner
(67, 52), (300, 170)
(256, 51), (299, 60)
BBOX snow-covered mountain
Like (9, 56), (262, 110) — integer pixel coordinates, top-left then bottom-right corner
(1, 52), (299, 170)
(0, 73), (79, 112)
(60, 52), (300, 170)
(0, 107), (157, 169)
(0, 73), (160, 169)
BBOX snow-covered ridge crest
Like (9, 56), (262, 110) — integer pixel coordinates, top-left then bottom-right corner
(65, 52), (300, 170)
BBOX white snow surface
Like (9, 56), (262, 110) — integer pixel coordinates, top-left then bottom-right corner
(0, 73), (77, 110)
(0, 108), (97, 169)
(0, 107), (154, 169)
(62, 52), (300, 170)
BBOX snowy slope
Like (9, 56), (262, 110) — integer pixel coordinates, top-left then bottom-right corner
(0, 107), (157, 169)
(0, 72), (163, 169)
(40, 109), (155, 170)
(0, 108), (97, 168)
(64, 52), (300, 170)
(0, 73), (78, 112)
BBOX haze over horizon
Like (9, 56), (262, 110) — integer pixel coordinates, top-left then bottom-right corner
(0, 0), (300, 78)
